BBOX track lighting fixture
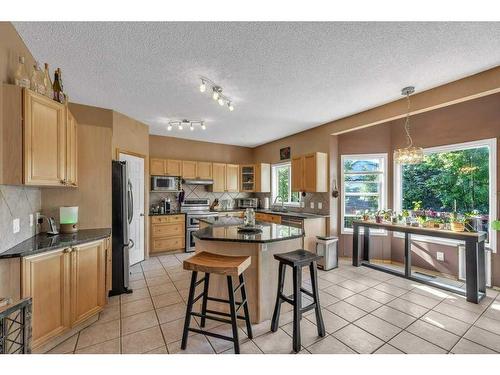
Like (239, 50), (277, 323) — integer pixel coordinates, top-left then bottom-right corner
(166, 119), (206, 132)
(199, 77), (235, 111)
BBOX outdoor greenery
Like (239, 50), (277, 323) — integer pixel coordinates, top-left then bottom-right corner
(401, 147), (489, 215)
(276, 165), (300, 203)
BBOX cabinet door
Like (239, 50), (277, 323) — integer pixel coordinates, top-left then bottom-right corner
(66, 110), (78, 186)
(303, 153), (317, 192)
(182, 160), (197, 179)
(70, 240), (106, 326)
(291, 156), (304, 192)
(212, 163), (226, 192)
(240, 164), (255, 192)
(197, 161), (212, 179)
(22, 248), (71, 348)
(255, 163), (271, 193)
(150, 158), (166, 175)
(23, 89), (66, 186)
(166, 159), (182, 176)
(226, 164), (239, 192)
(105, 237), (112, 293)
(152, 223), (184, 238)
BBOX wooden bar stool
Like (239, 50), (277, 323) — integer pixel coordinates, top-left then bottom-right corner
(271, 249), (326, 352)
(181, 251), (253, 354)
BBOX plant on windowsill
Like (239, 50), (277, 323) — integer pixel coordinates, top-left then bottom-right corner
(402, 209), (411, 225)
(450, 212), (466, 232)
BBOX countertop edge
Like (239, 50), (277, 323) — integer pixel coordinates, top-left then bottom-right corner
(193, 232), (304, 244)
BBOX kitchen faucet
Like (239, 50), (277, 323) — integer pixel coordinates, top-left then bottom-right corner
(273, 195), (286, 212)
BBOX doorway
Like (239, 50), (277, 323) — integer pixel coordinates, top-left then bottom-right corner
(119, 152), (145, 265)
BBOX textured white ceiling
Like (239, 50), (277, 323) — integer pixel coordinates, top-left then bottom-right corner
(13, 22), (500, 147)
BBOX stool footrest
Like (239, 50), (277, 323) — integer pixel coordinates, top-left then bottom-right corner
(194, 277), (206, 287)
(188, 327), (236, 343)
(233, 281), (244, 294)
(190, 311), (233, 325)
(300, 302), (317, 314)
(279, 293), (294, 305)
(300, 287), (314, 298)
(235, 300), (247, 313)
(205, 308), (247, 321)
(192, 292), (205, 304)
(207, 296), (243, 305)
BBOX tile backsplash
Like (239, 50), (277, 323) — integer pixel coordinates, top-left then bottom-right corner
(0, 185), (41, 253)
(255, 192), (330, 215)
(150, 184), (251, 211)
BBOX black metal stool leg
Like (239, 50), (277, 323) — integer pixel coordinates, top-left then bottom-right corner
(181, 271), (198, 350)
(309, 261), (325, 337)
(227, 275), (240, 354)
(239, 274), (253, 339)
(292, 265), (302, 353)
(200, 272), (210, 328)
(271, 262), (286, 332)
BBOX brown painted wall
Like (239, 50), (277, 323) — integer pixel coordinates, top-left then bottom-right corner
(150, 135), (253, 164)
(336, 93), (500, 286)
(0, 22), (35, 85)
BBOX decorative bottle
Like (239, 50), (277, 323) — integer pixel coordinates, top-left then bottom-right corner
(53, 68), (64, 103)
(30, 62), (45, 95)
(43, 63), (53, 99)
(14, 56), (30, 88)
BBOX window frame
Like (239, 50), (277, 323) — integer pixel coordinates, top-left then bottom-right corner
(341, 153), (388, 234)
(271, 161), (300, 207)
(393, 138), (497, 253)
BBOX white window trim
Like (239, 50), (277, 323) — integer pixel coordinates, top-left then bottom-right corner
(271, 161), (300, 207)
(341, 153), (388, 235)
(393, 138), (497, 253)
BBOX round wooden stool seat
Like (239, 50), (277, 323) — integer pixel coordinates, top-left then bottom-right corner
(183, 251), (251, 276)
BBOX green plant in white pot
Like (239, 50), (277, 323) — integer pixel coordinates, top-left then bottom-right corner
(492, 220), (500, 231)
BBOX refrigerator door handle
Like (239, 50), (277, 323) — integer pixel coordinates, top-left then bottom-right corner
(127, 179), (134, 224)
(129, 238), (135, 250)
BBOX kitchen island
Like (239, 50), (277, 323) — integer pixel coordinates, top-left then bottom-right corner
(195, 217), (304, 323)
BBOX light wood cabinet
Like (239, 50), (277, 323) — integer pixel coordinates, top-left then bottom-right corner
(255, 163), (271, 193)
(212, 163), (227, 192)
(255, 212), (281, 224)
(70, 240), (106, 326)
(22, 248), (71, 348)
(291, 152), (328, 192)
(105, 237), (112, 293)
(226, 164), (239, 192)
(23, 89), (66, 186)
(65, 110), (78, 186)
(166, 159), (182, 176)
(291, 156), (304, 192)
(197, 161), (212, 179)
(182, 160), (197, 179)
(0, 86), (78, 187)
(150, 215), (185, 254)
(150, 158), (166, 175)
(21, 238), (109, 349)
(240, 164), (255, 192)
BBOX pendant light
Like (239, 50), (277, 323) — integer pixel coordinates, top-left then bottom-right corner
(394, 86), (424, 165)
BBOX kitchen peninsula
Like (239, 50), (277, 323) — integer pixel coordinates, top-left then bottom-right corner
(196, 217), (303, 323)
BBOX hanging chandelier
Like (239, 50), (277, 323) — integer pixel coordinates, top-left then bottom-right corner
(167, 119), (206, 132)
(394, 86), (424, 165)
(199, 77), (234, 111)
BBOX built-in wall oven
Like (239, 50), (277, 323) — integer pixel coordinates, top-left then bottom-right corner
(181, 198), (218, 252)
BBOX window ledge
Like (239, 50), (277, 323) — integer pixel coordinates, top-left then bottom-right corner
(342, 229), (387, 236)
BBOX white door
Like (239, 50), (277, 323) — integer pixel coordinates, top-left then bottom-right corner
(119, 153), (145, 265)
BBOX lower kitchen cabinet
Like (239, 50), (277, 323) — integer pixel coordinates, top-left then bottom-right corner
(150, 215), (186, 254)
(70, 240), (106, 326)
(21, 237), (109, 349)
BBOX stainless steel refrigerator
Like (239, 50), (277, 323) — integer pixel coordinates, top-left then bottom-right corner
(110, 160), (134, 296)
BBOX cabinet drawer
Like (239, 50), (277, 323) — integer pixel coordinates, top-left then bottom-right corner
(152, 223), (184, 238)
(151, 215), (185, 224)
(269, 215), (282, 224)
(152, 237), (185, 252)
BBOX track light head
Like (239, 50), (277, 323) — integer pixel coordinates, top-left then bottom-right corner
(201, 122), (206, 130)
(167, 124), (172, 131)
(199, 80), (206, 93)
(228, 102), (234, 111)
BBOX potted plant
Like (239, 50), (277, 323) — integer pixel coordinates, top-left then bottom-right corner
(375, 210), (383, 223)
(362, 210), (370, 221)
(450, 212), (466, 232)
(402, 209), (411, 225)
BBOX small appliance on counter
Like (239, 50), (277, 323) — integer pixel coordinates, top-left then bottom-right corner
(262, 197), (270, 209)
(59, 206), (79, 233)
(235, 197), (258, 209)
(38, 214), (59, 235)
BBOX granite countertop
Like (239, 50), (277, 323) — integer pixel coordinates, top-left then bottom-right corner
(0, 228), (112, 259)
(195, 216), (303, 243)
(210, 208), (328, 219)
(149, 211), (185, 216)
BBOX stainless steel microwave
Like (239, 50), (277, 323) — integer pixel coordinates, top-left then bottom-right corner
(151, 175), (180, 192)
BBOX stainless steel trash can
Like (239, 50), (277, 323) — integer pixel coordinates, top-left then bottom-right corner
(315, 235), (339, 271)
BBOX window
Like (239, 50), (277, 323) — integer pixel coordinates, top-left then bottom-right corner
(341, 154), (387, 233)
(271, 162), (300, 206)
(394, 138), (497, 252)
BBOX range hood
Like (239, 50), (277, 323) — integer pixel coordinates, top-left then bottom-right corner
(182, 178), (214, 185)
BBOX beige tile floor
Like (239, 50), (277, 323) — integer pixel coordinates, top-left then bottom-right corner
(49, 254), (500, 354)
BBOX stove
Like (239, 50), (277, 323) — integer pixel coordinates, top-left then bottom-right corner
(181, 198), (217, 252)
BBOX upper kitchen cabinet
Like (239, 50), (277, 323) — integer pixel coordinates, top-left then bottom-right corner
(197, 161), (212, 179)
(212, 163), (226, 192)
(182, 160), (197, 179)
(150, 158), (166, 175)
(0, 85), (78, 187)
(226, 164), (239, 192)
(240, 163), (270, 193)
(166, 159), (182, 176)
(291, 152), (328, 192)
